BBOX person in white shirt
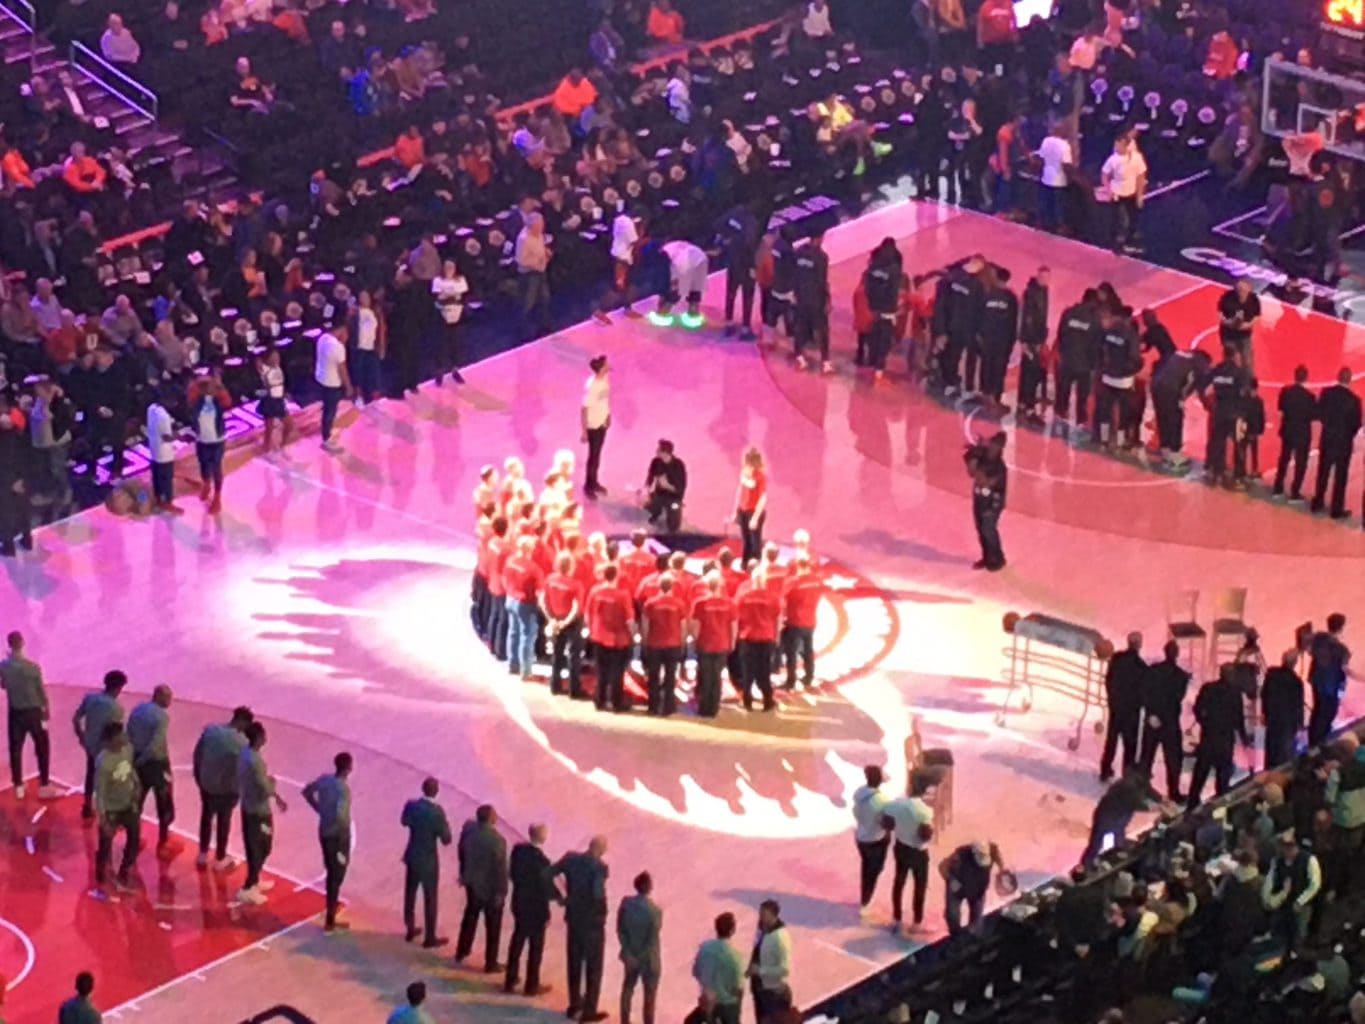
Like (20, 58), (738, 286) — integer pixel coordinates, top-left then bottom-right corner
(146, 399), (181, 514)
(1100, 130), (1148, 252)
(656, 240), (709, 321)
(188, 369), (232, 514)
(256, 348), (291, 454)
(593, 209), (645, 325)
(351, 289), (385, 402)
(803, 0), (834, 39)
(429, 262), (467, 387)
(747, 899), (793, 1021)
(666, 67), (692, 125)
(581, 354), (611, 498)
(314, 324), (352, 453)
(100, 13), (141, 66)
(1035, 121), (1074, 231)
(883, 784), (935, 932)
(852, 765), (891, 916)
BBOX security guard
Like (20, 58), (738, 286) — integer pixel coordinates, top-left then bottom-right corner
(1053, 289), (1101, 436)
(791, 233), (832, 373)
(1201, 344), (1249, 485)
(964, 431), (1008, 571)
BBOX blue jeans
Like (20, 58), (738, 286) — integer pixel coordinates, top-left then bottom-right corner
(319, 385), (343, 442)
(506, 599), (540, 678)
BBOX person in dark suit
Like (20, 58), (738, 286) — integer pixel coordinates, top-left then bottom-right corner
(456, 803), (509, 972)
(617, 871), (663, 1024)
(1100, 632), (1146, 782)
(1186, 665), (1251, 809)
(401, 777), (452, 947)
(552, 835), (610, 1023)
(1138, 640), (1189, 801)
(1273, 365), (1316, 501)
(1262, 648), (1305, 768)
(1312, 367), (1362, 518)
(506, 823), (560, 996)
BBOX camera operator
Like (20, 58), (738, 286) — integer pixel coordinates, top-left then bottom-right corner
(964, 431), (1008, 571)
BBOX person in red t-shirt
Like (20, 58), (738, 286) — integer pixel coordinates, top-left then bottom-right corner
(690, 573), (737, 717)
(485, 521), (513, 660)
(665, 551), (698, 610)
(736, 569), (782, 710)
(782, 558), (823, 689)
(642, 574), (687, 716)
(619, 528), (656, 597)
(473, 514), (508, 641)
(586, 564), (635, 711)
(633, 553), (669, 615)
(540, 551), (585, 697)
(976, 0), (1018, 67)
(472, 464), (499, 517)
(503, 536), (546, 680)
(732, 446), (768, 564)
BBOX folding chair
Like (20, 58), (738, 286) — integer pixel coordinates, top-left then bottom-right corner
(1208, 587), (1250, 668)
(1165, 589), (1206, 679)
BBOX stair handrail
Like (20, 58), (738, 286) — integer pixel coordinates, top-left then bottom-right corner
(0, 0), (37, 74)
(69, 39), (158, 121)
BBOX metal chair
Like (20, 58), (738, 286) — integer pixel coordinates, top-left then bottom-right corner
(1165, 589), (1206, 679)
(1208, 587), (1250, 667)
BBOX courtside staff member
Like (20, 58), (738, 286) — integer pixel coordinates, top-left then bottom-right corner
(582, 355), (611, 499)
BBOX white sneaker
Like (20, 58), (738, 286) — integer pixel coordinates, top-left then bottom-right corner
(257, 879), (276, 893)
(13, 784), (25, 799)
(212, 856), (238, 872)
(196, 852), (209, 869)
(237, 886), (267, 905)
(321, 439), (343, 454)
(38, 784), (60, 799)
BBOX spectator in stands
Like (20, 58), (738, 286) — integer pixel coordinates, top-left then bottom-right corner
(976, 0), (1018, 68)
(590, 18), (626, 73)
(553, 68), (599, 123)
(29, 278), (62, 336)
(101, 14), (142, 66)
(666, 66), (692, 125)
(0, 401), (33, 556)
(231, 58), (282, 117)
(29, 378), (73, 513)
(516, 213), (552, 338)
(802, 0), (834, 41)
(1, 284), (42, 352)
(1262, 831), (1322, 950)
(62, 143), (107, 195)
(395, 125), (427, 171)
(100, 295), (142, 350)
(387, 981), (434, 1024)
(647, 0), (685, 45)
(45, 311), (82, 372)
(200, 5), (228, 45)
(1, 138), (34, 190)
(54, 70), (91, 126)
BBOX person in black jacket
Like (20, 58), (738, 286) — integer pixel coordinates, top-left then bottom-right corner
(1311, 367), (1362, 518)
(977, 266), (1019, 409)
(0, 402), (34, 556)
(1101, 632), (1146, 782)
(553, 835), (610, 1023)
(1093, 306), (1142, 449)
(1053, 290), (1100, 436)
(1272, 365), (1316, 501)
(1202, 345), (1250, 485)
(791, 233), (832, 374)
(505, 823), (562, 997)
(1016, 268), (1049, 423)
(455, 803), (509, 973)
(643, 439), (687, 532)
(717, 203), (759, 340)
(933, 255), (985, 395)
(863, 239), (902, 380)
(1139, 640), (1189, 800)
(1262, 649), (1305, 768)
(1149, 349), (1212, 470)
(1187, 664), (1251, 810)
(1082, 771), (1154, 866)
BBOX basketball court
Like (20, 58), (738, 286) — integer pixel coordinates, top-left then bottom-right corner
(1, 201), (1364, 1023)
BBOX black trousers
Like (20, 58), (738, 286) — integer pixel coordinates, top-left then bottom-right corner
(198, 790), (237, 858)
(456, 892), (504, 968)
(487, 596), (509, 661)
(566, 918), (606, 1015)
(973, 500), (1004, 568)
(891, 841), (929, 925)
(1152, 391), (1183, 453)
(940, 335), (968, 389)
(82, 751), (96, 812)
(584, 426), (608, 492)
(1186, 746), (1234, 810)
(644, 489), (683, 532)
(736, 509), (764, 564)
(963, 343), (983, 394)
(725, 266), (755, 328)
(550, 620), (584, 696)
(979, 343), (1010, 401)
(857, 835), (890, 906)
(404, 864), (440, 942)
(136, 758), (175, 845)
(1264, 719), (1297, 769)
(1139, 723), (1183, 798)
(1100, 710), (1139, 779)
(792, 305), (829, 360)
(471, 574), (489, 638)
(1309, 687), (1340, 747)
(868, 317), (895, 371)
(1206, 414), (1238, 476)
(505, 914), (547, 992)
(595, 645), (630, 711)
(242, 810), (273, 889)
(781, 627), (814, 688)
(643, 647), (681, 715)
(7, 707), (49, 786)
(1273, 436), (1310, 497)
(1017, 353), (1044, 411)
(96, 806), (141, 882)
(1312, 443), (1352, 515)
(739, 640), (775, 709)
(320, 833), (349, 925)
(1055, 366), (1091, 426)
(697, 651), (726, 717)
(1093, 382), (1132, 442)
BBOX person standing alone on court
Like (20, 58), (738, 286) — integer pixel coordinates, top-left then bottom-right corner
(617, 870), (663, 1024)
(582, 355), (611, 499)
(401, 777), (452, 948)
(237, 721), (288, 905)
(302, 751), (354, 932)
(455, 803), (509, 973)
(505, 822), (559, 996)
(732, 447), (768, 565)
(553, 835), (610, 1023)
(963, 432), (1007, 571)
(1, 630), (58, 800)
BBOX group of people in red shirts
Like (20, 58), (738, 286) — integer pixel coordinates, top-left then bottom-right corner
(468, 451), (826, 718)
